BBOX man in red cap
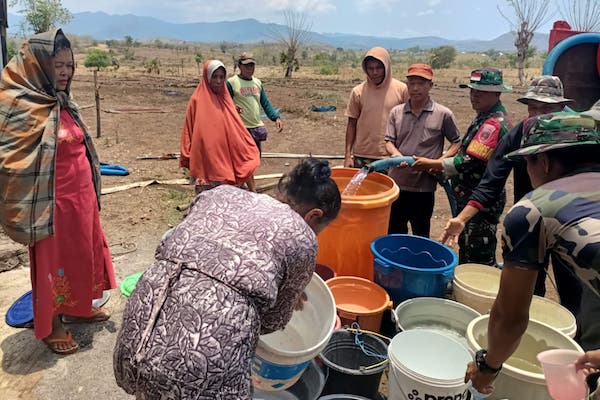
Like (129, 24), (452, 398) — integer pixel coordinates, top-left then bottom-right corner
(384, 63), (461, 237)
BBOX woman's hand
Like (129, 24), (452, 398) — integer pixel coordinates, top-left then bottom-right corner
(294, 292), (308, 311)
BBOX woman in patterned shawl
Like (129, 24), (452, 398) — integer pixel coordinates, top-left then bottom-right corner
(180, 59), (260, 193)
(0, 30), (116, 355)
(114, 158), (341, 399)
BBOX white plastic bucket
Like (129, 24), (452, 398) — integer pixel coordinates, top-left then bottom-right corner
(393, 297), (480, 348)
(454, 263), (501, 296)
(466, 315), (583, 400)
(388, 330), (472, 400)
(452, 279), (495, 314)
(252, 273), (336, 391)
(453, 277), (577, 338)
(529, 295), (577, 338)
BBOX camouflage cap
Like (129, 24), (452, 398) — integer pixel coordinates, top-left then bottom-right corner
(517, 76), (574, 105)
(582, 99), (600, 121)
(506, 112), (600, 159)
(459, 67), (511, 92)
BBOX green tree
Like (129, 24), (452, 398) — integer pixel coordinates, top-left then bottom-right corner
(145, 58), (160, 74)
(194, 53), (203, 74)
(10, 0), (73, 34)
(429, 46), (457, 69)
(84, 48), (111, 70)
(279, 52), (299, 75)
(124, 35), (134, 47)
(7, 41), (17, 61)
(507, 45), (537, 68)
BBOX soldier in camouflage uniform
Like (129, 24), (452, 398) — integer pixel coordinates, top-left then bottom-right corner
(442, 68), (511, 265)
(465, 111), (600, 395)
(438, 76), (581, 309)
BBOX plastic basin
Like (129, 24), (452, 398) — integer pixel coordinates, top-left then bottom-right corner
(326, 276), (392, 332)
(371, 234), (458, 304)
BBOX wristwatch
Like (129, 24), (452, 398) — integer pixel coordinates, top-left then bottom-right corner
(475, 349), (502, 375)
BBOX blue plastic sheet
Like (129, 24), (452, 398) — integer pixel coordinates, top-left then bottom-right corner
(100, 162), (129, 176)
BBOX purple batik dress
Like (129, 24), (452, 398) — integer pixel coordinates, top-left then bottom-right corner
(113, 185), (317, 399)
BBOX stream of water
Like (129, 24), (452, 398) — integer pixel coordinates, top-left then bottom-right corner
(342, 168), (369, 196)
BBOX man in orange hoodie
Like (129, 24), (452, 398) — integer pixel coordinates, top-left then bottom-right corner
(344, 47), (409, 168)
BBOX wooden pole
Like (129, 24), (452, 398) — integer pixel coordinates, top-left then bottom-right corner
(94, 70), (101, 138)
(0, 0), (7, 68)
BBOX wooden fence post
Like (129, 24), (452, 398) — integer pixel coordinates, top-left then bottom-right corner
(94, 69), (101, 138)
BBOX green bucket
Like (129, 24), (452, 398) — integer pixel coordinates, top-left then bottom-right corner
(119, 272), (144, 297)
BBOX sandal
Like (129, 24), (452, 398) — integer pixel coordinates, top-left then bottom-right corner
(61, 307), (110, 324)
(43, 330), (79, 355)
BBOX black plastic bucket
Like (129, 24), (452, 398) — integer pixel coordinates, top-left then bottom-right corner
(319, 330), (388, 399)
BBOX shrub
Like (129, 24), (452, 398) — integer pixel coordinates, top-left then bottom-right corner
(84, 48), (111, 70)
(319, 64), (339, 75)
(429, 46), (457, 69)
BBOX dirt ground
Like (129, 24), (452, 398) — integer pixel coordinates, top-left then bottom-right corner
(0, 64), (557, 399)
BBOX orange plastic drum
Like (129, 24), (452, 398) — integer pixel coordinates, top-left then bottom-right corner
(316, 168), (399, 280)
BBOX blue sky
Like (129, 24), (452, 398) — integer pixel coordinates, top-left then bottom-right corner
(9, 0), (559, 40)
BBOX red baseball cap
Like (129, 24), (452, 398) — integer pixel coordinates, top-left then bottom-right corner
(407, 63), (433, 80)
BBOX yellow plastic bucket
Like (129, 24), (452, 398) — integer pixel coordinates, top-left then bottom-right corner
(316, 168), (399, 280)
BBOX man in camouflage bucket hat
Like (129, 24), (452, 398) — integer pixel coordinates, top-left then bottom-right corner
(439, 76), (580, 310)
(458, 67), (512, 92)
(465, 112), (600, 396)
(506, 112), (599, 158)
(415, 67), (511, 266)
(517, 75), (573, 105)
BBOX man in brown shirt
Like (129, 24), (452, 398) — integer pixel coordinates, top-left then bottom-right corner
(384, 64), (460, 237)
(344, 47), (409, 168)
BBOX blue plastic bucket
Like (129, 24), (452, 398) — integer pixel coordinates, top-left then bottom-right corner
(371, 234), (458, 304)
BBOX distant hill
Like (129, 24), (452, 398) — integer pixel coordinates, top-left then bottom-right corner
(8, 12), (550, 52)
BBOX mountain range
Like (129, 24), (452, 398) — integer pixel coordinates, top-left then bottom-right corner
(8, 12), (551, 52)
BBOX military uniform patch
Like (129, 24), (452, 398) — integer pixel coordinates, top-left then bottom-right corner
(466, 118), (501, 161)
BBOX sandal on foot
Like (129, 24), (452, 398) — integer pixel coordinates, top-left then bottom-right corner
(61, 307), (110, 324)
(43, 331), (79, 355)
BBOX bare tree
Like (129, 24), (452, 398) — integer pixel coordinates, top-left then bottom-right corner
(558, 0), (600, 32)
(270, 10), (312, 79)
(498, 0), (552, 85)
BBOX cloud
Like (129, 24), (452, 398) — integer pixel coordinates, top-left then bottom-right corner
(354, 0), (402, 13)
(416, 9), (434, 16)
(59, 0), (335, 22)
(426, 0), (442, 6)
(264, 0), (336, 14)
